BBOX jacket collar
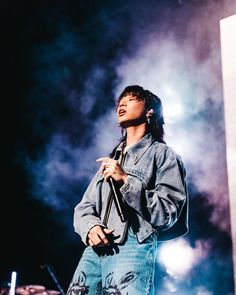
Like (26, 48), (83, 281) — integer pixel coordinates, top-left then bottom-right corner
(114, 132), (156, 164)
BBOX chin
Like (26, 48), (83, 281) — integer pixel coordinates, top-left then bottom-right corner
(119, 120), (141, 129)
(118, 117), (128, 125)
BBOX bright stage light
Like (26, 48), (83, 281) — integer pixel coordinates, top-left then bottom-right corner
(170, 144), (184, 157)
(164, 103), (183, 119)
(158, 239), (196, 278)
(9, 271), (17, 295)
(162, 85), (184, 120)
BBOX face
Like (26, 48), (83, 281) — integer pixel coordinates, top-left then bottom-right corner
(116, 94), (147, 127)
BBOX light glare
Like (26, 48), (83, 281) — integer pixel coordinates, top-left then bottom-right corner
(164, 103), (183, 119)
(9, 271), (17, 295)
(159, 239), (197, 278)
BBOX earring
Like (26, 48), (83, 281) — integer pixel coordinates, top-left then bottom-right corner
(146, 109), (154, 124)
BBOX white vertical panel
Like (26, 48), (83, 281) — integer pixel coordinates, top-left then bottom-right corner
(220, 14), (236, 291)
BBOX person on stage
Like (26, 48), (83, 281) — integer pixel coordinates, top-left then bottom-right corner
(67, 85), (188, 295)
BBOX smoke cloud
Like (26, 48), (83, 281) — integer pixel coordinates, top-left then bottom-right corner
(115, 0), (235, 233)
(18, 0), (236, 293)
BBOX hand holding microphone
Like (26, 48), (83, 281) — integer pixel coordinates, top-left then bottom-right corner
(97, 157), (127, 223)
(96, 157), (128, 184)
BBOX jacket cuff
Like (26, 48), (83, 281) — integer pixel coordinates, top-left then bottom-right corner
(120, 175), (134, 194)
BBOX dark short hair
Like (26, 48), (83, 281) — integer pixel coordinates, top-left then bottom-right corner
(117, 85), (165, 143)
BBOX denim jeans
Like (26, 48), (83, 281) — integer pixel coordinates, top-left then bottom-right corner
(67, 228), (158, 295)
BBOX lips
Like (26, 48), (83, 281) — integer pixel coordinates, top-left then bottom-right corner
(119, 109), (126, 116)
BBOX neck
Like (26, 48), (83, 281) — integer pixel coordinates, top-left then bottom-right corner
(125, 123), (148, 146)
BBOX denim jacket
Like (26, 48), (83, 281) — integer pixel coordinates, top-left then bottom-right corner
(73, 132), (188, 245)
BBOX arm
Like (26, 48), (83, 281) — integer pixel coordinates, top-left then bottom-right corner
(73, 171), (106, 244)
(120, 148), (187, 231)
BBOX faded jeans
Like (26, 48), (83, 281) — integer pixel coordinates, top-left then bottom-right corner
(67, 228), (158, 295)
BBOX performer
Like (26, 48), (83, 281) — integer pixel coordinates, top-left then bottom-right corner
(67, 85), (188, 295)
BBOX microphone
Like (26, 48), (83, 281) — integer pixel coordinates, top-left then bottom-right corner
(102, 150), (127, 225)
(108, 178), (126, 222)
(109, 149), (127, 223)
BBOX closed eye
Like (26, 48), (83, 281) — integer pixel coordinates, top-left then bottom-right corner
(117, 96), (138, 108)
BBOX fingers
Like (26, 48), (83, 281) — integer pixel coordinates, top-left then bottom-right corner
(88, 239), (94, 247)
(88, 225), (113, 247)
(97, 157), (117, 180)
(87, 231), (104, 246)
(97, 157), (112, 175)
(96, 157), (111, 163)
(89, 226), (108, 245)
(104, 228), (114, 234)
(103, 169), (113, 182)
(97, 157), (112, 174)
(96, 157), (127, 183)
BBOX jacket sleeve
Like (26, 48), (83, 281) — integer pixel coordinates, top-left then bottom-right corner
(73, 171), (105, 245)
(120, 147), (187, 231)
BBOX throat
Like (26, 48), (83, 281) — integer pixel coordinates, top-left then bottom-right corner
(125, 124), (148, 147)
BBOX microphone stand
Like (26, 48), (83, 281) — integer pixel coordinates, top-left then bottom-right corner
(41, 265), (65, 295)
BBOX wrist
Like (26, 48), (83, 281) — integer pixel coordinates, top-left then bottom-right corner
(122, 173), (128, 184)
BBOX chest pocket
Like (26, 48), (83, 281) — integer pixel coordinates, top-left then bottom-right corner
(124, 167), (149, 188)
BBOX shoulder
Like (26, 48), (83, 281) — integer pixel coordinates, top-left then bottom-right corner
(151, 141), (184, 166)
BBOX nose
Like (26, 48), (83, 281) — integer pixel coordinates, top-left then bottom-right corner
(119, 101), (127, 108)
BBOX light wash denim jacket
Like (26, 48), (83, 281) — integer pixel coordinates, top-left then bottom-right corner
(74, 132), (188, 245)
